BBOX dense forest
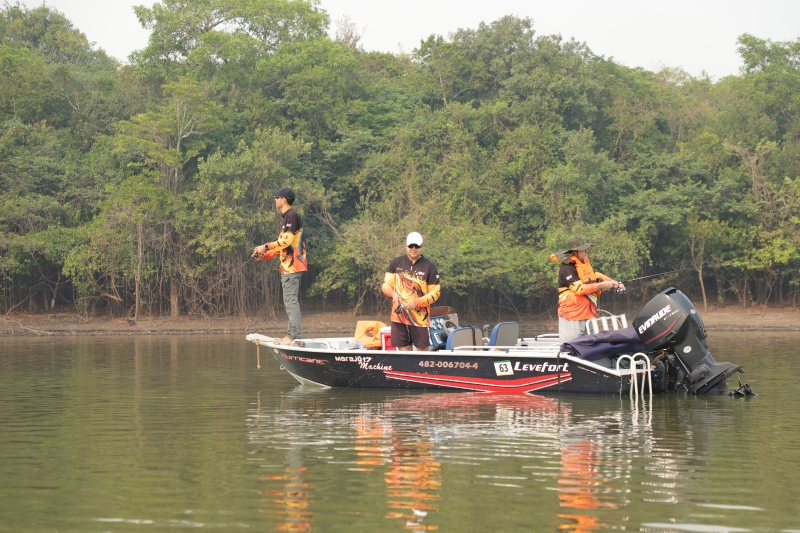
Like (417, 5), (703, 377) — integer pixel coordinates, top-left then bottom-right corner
(2, 1), (800, 321)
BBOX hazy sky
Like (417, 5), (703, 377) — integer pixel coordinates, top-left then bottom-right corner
(40, 0), (800, 79)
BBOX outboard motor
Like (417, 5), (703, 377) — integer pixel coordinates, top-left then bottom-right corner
(634, 287), (742, 394)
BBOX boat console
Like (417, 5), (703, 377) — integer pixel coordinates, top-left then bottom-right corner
(429, 306), (459, 348)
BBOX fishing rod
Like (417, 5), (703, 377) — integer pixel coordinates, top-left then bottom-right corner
(332, 302), (418, 399)
(618, 266), (696, 285)
(176, 255), (256, 315)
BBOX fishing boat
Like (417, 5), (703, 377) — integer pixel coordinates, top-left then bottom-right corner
(245, 287), (750, 396)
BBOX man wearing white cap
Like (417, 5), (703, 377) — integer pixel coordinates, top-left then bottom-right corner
(381, 232), (441, 350)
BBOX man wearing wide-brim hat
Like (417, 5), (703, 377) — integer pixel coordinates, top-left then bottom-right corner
(550, 236), (624, 343)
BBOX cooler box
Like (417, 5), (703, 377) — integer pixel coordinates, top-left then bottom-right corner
(380, 326), (396, 351)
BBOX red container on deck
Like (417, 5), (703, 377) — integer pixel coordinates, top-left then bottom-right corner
(380, 328), (396, 351)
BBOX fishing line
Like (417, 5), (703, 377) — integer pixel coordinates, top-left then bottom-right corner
(331, 302), (414, 399)
(331, 349), (396, 399)
(617, 266), (697, 285)
(399, 304), (413, 345)
(181, 257), (253, 308)
(205, 256), (254, 293)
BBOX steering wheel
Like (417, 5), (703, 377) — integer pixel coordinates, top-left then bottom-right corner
(443, 320), (458, 338)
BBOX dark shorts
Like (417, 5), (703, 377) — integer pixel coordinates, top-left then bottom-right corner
(391, 321), (430, 349)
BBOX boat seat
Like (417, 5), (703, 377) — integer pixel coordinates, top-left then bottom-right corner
(489, 321), (519, 347)
(446, 326), (483, 350)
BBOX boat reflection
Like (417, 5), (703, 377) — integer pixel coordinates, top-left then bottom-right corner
(248, 389), (720, 531)
(350, 411), (442, 531)
(263, 462), (312, 532)
(378, 394), (567, 531)
(253, 392), (315, 532)
(556, 440), (610, 532)
(383, 426), (440, 531)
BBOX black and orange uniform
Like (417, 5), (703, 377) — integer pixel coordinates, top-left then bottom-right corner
(552, 253), (611, 321)
(382, 255), (440, 348)
(262, 208), (307, 274)
(382, 255), (441, 327)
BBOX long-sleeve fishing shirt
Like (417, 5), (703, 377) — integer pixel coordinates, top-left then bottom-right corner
(381, 255), (441, 328)
(554, 253), (610, 321)
(264, 208), (308, 275)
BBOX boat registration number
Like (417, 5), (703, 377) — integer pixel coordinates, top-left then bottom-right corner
(419, 360), (478, 369)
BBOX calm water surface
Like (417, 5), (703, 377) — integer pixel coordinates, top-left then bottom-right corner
(0, 332), (798, 532)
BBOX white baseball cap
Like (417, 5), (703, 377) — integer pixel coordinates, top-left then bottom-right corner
(406, 232), (423, 246)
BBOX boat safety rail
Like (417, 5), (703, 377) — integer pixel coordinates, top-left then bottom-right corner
(289, 339), (332, 349)
(586, 313), (628, 335)
(245, 334), (332, 349)
(615, 353), (652, 398)
(245, 334), (332, 370)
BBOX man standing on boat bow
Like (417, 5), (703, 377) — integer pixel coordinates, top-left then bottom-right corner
(382, 232), (441, 351)
(551, 236), (624, 343)
(252, 187), (307, 345)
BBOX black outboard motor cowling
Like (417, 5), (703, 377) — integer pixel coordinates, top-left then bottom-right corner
(633, 287), (741, 394)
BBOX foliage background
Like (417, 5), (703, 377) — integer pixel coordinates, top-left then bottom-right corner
(2, 2), (800, 320)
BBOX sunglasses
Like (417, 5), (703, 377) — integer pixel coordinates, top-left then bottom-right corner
(407, 244), (421, 249)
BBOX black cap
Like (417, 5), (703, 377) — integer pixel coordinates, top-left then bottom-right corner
(272, 187), (295, 203)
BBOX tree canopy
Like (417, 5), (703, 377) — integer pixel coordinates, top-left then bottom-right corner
(2, 3), (800, 320)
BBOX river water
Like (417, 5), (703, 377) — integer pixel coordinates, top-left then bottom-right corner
(0, 332), (797, 532)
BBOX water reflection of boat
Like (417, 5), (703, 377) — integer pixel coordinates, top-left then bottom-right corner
(248, 389), (723, 531)
(253, 392), (314, 532)
(246, 288), (746, 395)
(265, 463), (312, 532)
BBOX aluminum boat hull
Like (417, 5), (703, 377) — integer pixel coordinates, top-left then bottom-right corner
(248, 336), (665, 395)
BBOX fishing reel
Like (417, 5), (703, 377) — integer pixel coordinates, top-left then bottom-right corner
(395, 304), (414, 321)
(589, 277), (625, 294)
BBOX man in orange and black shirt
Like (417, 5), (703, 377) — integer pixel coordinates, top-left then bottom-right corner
(382, 232), (441, 350)
(252, 187), (308, 345)
(551, 236), (624, 343)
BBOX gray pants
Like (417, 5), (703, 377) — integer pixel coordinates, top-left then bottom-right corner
(281, 273), (302, 340)
(558, 316), (588, 344)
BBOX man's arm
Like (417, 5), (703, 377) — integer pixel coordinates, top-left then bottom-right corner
(382, 265), (402, 308)
(252, 229), (294, 259)
(569, 278), (622, 295)
(253, 248), (281, 261)
(407, 265), (440, 309)
(266, 230), (294, 251)
(567, 280), (601, 296)
(587, 271), (624, 290)
(412, 283), (440, 308)
(382, 272), (396, 297)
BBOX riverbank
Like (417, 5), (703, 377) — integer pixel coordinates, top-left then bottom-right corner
(2, 306), (800, 337)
